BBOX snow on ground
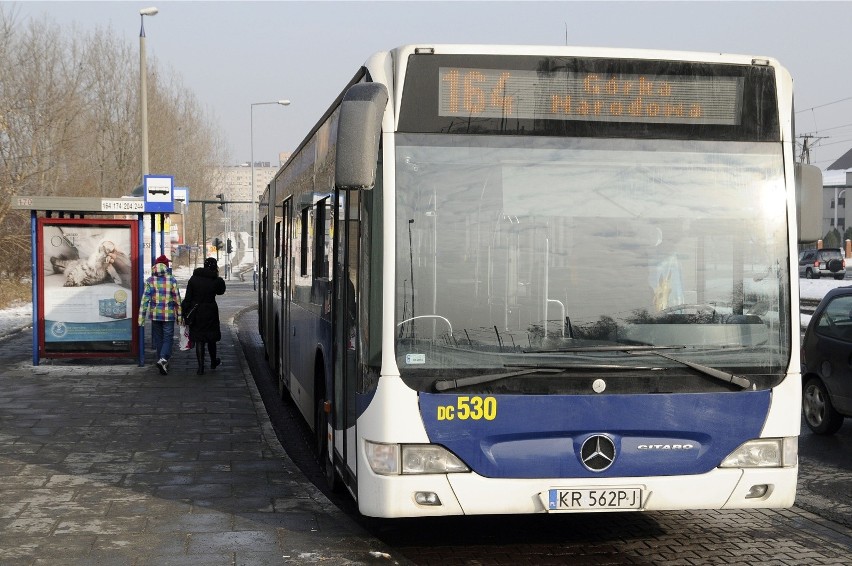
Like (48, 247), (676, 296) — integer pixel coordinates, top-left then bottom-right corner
(0, 304), (34, 337)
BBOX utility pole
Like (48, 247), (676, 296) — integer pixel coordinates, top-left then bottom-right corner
(798, 134), (826, 164)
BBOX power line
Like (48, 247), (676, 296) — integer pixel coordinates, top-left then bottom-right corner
(795, 96), (852, 114)
(799, 122), (852, 136)
(819, 137), (852, 148)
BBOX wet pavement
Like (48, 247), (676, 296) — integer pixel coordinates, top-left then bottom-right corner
(0, 279), (408, 565)
(2, 277), (852, 565)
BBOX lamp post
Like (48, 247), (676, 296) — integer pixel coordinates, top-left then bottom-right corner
(251, 100), (290, 276)
(139, 7), (158, 179)
(139, 7), (158, 267)
(834, 188), (847, 244)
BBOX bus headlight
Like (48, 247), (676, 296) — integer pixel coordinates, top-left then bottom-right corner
(365, 441), (470, 475)
(402, 444), (470, 474)
(719, 437), (797, 468)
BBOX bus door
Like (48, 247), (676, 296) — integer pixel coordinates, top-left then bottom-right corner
(278, 197), (293, 396)
(333, 188), (360, 484)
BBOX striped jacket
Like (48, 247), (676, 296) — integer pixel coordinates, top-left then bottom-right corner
(138, 262), (182, 323)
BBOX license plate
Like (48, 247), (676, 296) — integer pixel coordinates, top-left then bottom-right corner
(546, 487), (643, 511)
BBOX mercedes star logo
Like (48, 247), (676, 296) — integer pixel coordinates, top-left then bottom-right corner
(580, 435), (616, 472)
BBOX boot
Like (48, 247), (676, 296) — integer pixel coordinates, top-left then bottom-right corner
(195, 342), (205, 375)
(209, 343), (220, 370)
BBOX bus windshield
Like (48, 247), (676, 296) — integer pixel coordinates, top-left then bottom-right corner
(394, 134), (790, 395)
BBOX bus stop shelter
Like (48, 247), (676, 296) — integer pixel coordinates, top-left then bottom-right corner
(12, 195), (172, 367)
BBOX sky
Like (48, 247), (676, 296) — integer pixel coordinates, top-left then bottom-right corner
(6, 1), (852, 171)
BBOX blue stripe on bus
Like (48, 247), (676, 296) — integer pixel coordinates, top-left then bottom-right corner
(419, 392), (770, 478)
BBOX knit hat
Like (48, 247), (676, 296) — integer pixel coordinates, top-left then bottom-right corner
(154, 255), (171, 265)
(204, 257), (218, 270)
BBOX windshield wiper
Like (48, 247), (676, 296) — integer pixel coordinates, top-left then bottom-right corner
(433, 346), (751, 391)
(634, 350), (751, 390)
(505, 362), (663, 371)
(434, 368), (562, 392)
(524, 345), (684, 353)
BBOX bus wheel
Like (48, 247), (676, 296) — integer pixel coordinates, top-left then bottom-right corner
(315, 398), (341, 492)
(324, 448), (341, 492)
(315, 398), (326, 462)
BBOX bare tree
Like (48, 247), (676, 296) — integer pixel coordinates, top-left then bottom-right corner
(75, 27), (140, 197)
(0, 9), (89, 272)
(0, 5), (229, 277)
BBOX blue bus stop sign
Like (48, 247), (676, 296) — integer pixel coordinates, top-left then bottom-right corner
(143, 175), (175, 213)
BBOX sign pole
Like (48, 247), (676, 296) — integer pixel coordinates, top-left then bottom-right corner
(138, 211), (146, 367)
(30, 210), (39, 366)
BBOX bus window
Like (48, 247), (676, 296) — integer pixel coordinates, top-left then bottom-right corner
(300, 207), (309, 277)
(314, 197), (330, 279)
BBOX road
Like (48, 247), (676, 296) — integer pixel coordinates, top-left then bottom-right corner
(798, 420), (852, 529)
(234, 308), (852, 565)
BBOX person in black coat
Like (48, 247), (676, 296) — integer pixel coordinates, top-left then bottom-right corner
(182, 257), (226, 374)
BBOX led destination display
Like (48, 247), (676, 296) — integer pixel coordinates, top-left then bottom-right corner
(438, 67), (744, 125)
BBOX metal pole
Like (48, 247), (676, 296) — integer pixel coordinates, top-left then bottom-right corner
(180, 200), (186, 262)
(225, 205), (231, 279)
(251, 105), (256, 261)
(140, 17), (149, 179)
(139, 8), (157, 181)
(31, 211), (39, 366)
(138, 212), (146, 367)
(201, 202), (207, 261)
(835, 187), (838, 237)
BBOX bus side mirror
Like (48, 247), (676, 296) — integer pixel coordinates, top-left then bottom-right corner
(795, 163), (823, 243)
(335, 82), (388, 191)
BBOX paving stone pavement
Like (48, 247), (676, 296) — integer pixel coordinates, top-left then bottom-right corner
(0, 279), (407, 565)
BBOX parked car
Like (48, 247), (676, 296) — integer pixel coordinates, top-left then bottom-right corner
(801, 285), (852, 434)
(798, 248), (846, 280)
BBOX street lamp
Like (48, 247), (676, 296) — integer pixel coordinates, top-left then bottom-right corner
(139, 7), (158, 179)
(251, 99), (290, 274)
(834, 187), (847, 244)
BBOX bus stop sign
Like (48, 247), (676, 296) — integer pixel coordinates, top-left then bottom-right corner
(143, 175), (175, 213)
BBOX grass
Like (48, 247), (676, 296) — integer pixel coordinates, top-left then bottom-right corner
(0, 277), (32, 310)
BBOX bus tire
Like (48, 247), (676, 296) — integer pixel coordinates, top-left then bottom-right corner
(275, 321), (286, 399)
(315, 397), (326, 461)
(324, 445), (342, 493)
(315, 397), (342, 492)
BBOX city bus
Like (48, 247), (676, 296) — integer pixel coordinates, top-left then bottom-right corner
(258, 44), (815, 518)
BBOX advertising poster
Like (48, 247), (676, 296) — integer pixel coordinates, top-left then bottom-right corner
(37, 219), (138, 356)
(141, 213), (171, 279)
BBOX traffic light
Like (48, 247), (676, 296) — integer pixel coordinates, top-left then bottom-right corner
(212, 237), (223, 250)
(226, 239), (233, 254)
(216, 193), (225, 211)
